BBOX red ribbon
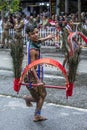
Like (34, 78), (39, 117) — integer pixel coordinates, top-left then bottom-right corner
(78, 32), (87, 44)
(67, 32), (87, 57)
(66, 82), (74, 97)
(13, 78), (21, 93)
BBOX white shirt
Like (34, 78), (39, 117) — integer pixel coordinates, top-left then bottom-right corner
(0, 19), (2, 32)
(82, 24), (87, 30)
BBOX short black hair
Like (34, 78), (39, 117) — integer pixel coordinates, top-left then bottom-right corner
(25, 24), (37, 34)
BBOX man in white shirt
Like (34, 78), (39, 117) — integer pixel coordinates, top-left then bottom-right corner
(0, 16), (3, 45)
(82, 19), (87, 30)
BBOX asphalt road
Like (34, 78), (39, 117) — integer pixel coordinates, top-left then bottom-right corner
(0, 48), (87, 130)
(0, 95), (87, 130)
(0, 48), (87, 109)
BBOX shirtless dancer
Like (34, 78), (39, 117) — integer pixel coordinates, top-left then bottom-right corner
(23, 24), (54, 122)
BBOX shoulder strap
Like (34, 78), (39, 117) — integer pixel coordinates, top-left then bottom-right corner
(27, 40), (30, 64)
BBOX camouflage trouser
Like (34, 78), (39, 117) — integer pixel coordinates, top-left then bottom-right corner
(24, 71), (46, 100)
(2, 30), (9, 45)
(14, 32), (23, 39)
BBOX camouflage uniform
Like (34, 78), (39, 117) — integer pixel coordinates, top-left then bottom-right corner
(14, 17), (24, 41)
(2, 17), (13, 48)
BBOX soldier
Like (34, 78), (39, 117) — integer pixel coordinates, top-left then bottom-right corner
(14, 15), (24, 41)
(1, 17), (13, 48)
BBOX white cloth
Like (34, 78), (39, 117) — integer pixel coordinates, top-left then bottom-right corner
(65, 24), (72, 32)
(82, 24), (87, 30)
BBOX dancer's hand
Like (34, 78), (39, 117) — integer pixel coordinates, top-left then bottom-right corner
(47, 34), (54, 40)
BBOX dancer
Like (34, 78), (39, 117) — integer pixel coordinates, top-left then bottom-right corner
(23, 24), (54, 122)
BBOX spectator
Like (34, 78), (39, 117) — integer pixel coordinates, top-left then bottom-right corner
(0, 16), (2, 44)
(1, 17), (13, 48)
(82, 19), (87, 30)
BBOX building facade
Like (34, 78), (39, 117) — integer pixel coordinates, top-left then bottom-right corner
(20, 0), (87, 16)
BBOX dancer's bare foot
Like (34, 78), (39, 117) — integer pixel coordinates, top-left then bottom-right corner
(23, 95), (33, 107)
(33, 115), (47, 122)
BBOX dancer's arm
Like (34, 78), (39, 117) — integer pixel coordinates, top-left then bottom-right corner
(39, 34), (54, 42)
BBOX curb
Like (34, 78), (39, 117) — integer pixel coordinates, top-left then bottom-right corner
(0, 45), (87, 53)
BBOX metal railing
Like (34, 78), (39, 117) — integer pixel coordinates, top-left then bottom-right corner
(0, 26), (86, 47)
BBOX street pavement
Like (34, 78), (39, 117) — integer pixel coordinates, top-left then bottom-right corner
(0, 95), (87, 130)
(0, 45), (87, 71)
(0, 46), (87, 129)
(0, 46), (87, 107)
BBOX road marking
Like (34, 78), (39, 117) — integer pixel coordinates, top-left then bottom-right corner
(3, 57), (10, 60)
(0, 95), (87, 112)
(47, 103), (87, 112)
(44, 74), (64, 79)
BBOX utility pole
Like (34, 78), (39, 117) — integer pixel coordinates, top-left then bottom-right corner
(65, 0), (68, 14)
(78, 0), (81, 21)
(56, 0), (60, 16)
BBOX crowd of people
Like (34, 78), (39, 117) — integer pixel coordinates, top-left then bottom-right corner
(0, 11), (87, 48)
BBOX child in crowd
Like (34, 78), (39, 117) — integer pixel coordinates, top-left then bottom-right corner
(23, 24), (54, 122)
